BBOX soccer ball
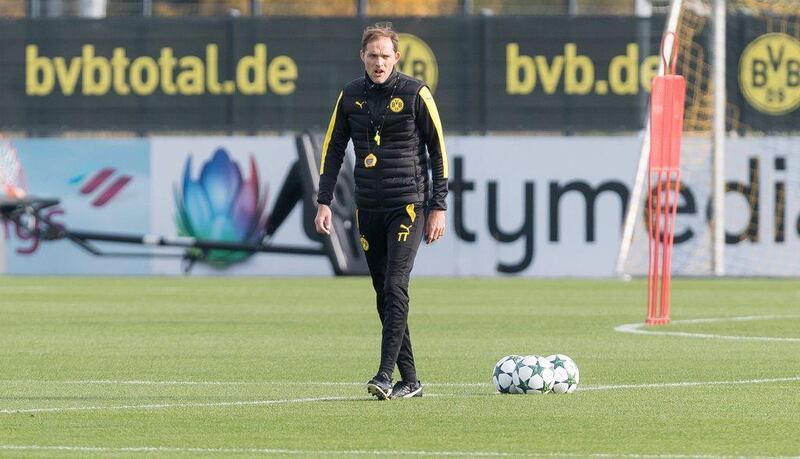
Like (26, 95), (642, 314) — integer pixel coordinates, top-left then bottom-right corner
(512, 355), (554, 394)
(546, 354), (580, 394)
(492, 355), (522, 394)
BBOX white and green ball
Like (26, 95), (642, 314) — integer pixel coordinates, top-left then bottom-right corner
(492, 355), (522, 394)
(546, 354), (580, 394)
(512, 355), (555, 394)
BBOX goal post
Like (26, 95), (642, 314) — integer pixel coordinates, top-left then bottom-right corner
(616, 0), (686, 277)
(711, 0), (725, 276)
(617, 0), (800, 279)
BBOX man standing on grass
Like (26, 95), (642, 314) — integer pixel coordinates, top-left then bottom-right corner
(314, 22), (448, 400)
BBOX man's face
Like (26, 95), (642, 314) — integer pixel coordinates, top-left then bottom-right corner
(360, 36), (400, 84)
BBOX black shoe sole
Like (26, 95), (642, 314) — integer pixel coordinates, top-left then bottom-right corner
(367, 383), (391, 400)
(391, 386), (423, 399)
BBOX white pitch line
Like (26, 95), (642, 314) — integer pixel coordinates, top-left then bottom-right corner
(0, 445), (797, 459)
(615, 315), (800, 342)
(3, 376), (800, 415)
(581, 376), (800, 391)
(0, 285), (54, 293)
(0, 379), (485, 388)
(0, 379), (346, 386)
(0, 395), (362, 415)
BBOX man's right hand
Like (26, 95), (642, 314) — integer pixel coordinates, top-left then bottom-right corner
(314, 204), (332, 235)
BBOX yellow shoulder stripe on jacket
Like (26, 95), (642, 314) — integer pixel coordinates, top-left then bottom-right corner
(320, 91), (344, 175)
(418, 86), (448, 179)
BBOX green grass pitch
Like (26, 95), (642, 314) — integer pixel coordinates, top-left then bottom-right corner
(0, 277), (798, 458)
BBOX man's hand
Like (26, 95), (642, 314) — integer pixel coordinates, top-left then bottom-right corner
(315, 204), (332, 235)
(425, 209), (446, 244)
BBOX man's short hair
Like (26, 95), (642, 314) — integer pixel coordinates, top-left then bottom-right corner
(361, 22), (399, 52)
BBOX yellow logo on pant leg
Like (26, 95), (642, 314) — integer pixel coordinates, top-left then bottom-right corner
(405, 203), (416, 223)
(360, 235), (369, 251)
(397, 224), (412, 242)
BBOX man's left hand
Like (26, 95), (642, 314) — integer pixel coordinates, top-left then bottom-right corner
(425, 209), (446, 244)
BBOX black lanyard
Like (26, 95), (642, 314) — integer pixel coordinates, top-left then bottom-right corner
(363, 77), (400, 153)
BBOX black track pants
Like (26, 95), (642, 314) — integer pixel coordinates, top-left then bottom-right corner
(357, 203), (425, 383)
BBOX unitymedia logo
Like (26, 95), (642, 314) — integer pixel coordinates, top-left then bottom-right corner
(174, 147), (269, 265)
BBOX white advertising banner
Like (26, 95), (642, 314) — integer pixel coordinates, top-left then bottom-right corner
(150, 136), (334, 276)
(622, 137), (800, 277)
(413, 136), (640, 276)
(149, 136), (642, 277)
(6, 135), (797, 276)
(721, 137), (800, 276)
(4, 139), (151, 275)
(151, 133), (639, 276)
(149, 135), (798, 277)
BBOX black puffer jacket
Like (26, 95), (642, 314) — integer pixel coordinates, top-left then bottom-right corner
(317, 70), (448, 211)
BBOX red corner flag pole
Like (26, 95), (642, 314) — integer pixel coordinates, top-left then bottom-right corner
(647, 32), (685, 326)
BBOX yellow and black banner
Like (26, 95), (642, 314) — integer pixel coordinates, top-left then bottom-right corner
(0, 16), (796, 132)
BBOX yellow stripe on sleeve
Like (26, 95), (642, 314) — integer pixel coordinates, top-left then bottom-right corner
(418, 86), (448, 179)
(320, 91), (344, 175)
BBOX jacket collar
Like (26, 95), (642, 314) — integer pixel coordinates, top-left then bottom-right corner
(365, 69), (399, 91)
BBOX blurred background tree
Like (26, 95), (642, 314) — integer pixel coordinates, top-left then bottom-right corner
(1, 0), (646, 17)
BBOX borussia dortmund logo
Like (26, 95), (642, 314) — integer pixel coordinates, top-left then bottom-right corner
(389, 97), (404, 113)
(360, 236), (369, 251)
(739, 33), (800, 115)
(397, 33), (438, 92)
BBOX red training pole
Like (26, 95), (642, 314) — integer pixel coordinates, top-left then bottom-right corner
(646, 32), (685, 326)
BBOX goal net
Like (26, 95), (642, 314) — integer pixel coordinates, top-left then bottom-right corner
(618, 0), (800, 277)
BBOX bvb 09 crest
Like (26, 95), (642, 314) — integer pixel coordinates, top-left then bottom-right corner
(389, 97), (404, 112)
(397, 33), (438, 92)
(739, 33), (800, 116)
